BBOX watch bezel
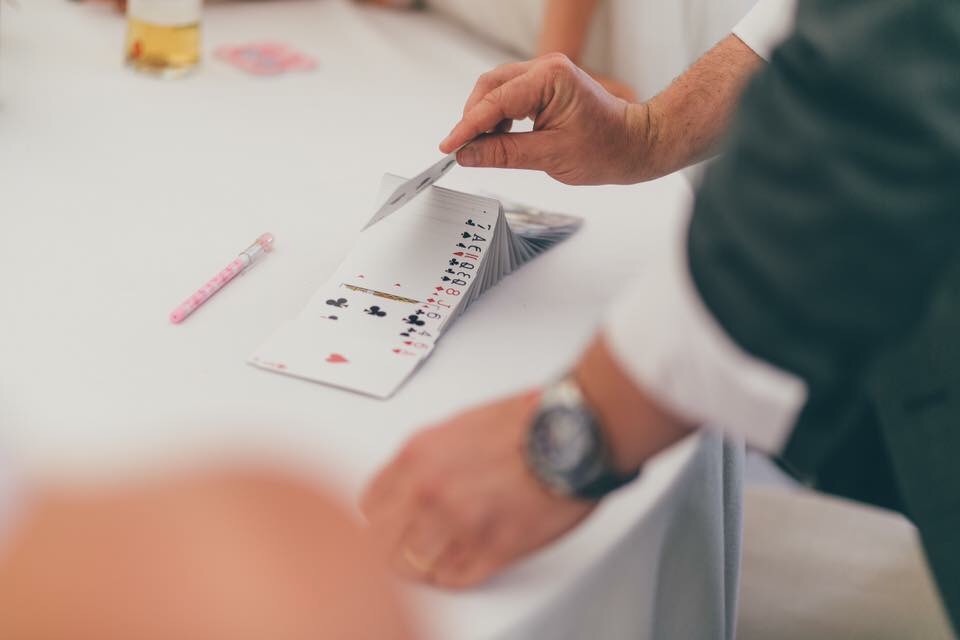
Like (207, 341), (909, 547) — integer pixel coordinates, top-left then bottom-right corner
(526, 377), (639, 500)
(527, 402), (606, 495)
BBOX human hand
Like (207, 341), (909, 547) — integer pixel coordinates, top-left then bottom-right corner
(439, 54), (655, 185)
(361, 391), (595, 588)
(590, 71), (638, 103)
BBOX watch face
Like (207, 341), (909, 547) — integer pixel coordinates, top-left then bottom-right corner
(533, 407), (597, 473)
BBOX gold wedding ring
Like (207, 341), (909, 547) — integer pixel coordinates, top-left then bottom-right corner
(402, 547), (435, 574)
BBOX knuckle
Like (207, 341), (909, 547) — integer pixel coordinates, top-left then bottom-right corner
(480, 85), (503, 111)
(492, 137), (511, 167)
(541, 52), (574, 74)
(489, 135), (521, 168)
(412, 476), (450, 510)
(540, 51), (571, 67)
(476, 69), (496, 89)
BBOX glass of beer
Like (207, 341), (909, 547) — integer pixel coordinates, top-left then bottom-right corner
(125, 0), (202, 77)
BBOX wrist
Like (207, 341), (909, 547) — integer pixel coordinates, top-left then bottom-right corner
(572, 336), (694, 474)
(622, 101), (670, 183)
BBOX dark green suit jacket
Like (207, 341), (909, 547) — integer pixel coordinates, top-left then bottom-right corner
(688, 0), (960, 630)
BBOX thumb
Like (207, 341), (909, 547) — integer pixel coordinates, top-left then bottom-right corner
(456, 131), (556, 172)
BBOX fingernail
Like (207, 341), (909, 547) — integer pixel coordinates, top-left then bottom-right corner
(439, 134), (454, 151)
(458, 146), (478, 166)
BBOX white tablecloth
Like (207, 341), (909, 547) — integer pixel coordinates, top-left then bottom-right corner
(0, 2), (740, 638)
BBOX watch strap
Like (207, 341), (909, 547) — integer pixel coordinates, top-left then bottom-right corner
(573, 465), (641, 501)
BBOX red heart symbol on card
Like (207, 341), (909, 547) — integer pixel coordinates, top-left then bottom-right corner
(392, 348), (401, 354)
(453, 251), (464, 257)
(326, 353), (348, 364)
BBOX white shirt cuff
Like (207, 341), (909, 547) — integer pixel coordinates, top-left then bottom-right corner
(602, 211), (808, 454)
(732, 0), (798, 61)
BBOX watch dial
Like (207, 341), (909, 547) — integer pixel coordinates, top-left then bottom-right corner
(540, 409), (595, 472)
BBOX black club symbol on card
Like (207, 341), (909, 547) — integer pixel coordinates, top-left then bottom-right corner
(365, 306), (387, 317)
(403, 314), (425, 326)
(449, 258), (460, 266)
(326, 298), (348, 308)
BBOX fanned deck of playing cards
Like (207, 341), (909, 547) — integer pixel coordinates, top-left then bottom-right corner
(251, 157), (582, 398)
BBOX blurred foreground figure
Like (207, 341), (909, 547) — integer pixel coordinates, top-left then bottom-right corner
(0, 468), (416, 640)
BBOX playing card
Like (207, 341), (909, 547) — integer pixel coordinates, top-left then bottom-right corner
(336, 176), (499, 312)
(250, 315), (431, 398)
(363, 154), (458, 229)
(251, 171), (583, 398)
(215, 42), (317, 76)
(309, 281), (446, 347)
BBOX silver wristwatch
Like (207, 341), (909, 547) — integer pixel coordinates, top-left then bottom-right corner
(526, 376), (640, 501)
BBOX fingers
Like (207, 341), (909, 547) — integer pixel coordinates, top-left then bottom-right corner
(393, 505), (453, 581)
(359, 461), (405, 520)
(440, 71), (548, 153)
(360, 453), (419, 563)
(456, 131), (556, 172)
(461, 60), (534, 118)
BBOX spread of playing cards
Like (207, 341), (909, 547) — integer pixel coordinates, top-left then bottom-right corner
(250, 154), (582, 398)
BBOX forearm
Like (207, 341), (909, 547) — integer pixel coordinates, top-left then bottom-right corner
(537, 0), (602, 62)
(577, 0), (960, 467)
(628, 34), (764, 181)
(573, 336), (694, 473)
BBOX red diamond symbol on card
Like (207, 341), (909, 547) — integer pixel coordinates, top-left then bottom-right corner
(326, 353), (348, 364)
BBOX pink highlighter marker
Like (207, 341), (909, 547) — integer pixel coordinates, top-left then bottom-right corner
(170, 233), (275, 324)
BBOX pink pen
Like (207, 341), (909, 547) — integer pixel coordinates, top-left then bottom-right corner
(170, 233), (275, 324)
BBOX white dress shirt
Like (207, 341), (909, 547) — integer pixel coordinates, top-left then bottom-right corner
(603, 0), (804, 454)
(732, 0), (798, 60)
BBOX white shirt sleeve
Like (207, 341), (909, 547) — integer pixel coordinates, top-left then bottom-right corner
(732, 0), (798, 61)
(602, 210), (808, 453)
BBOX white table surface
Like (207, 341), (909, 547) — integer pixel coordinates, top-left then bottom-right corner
(0, 2), (726, 639)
